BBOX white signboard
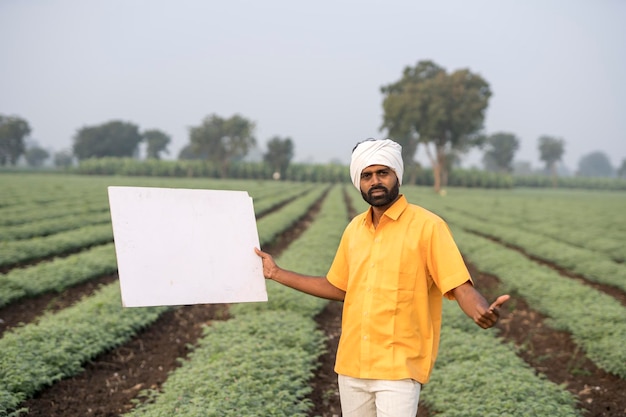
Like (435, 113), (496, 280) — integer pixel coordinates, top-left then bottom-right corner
(107, 186), (268, 307)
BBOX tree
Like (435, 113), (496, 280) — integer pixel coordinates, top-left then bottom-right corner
(73, 120), (142, 161)
(0, 114), (31, 166)
(538, 135), (565, 187)
(380, 60), (491, 192)
(24, 146), (50, 167)
(188, 114), (256, 177)
(577, 151), (614, 177)
(53, 150), (74, 168)
(263, 136), (294, 178)
(482, 132), (520, 173)
(143, 129), (171, 159)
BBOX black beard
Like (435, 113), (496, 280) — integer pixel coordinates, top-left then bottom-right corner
(361, 180), (400, 207)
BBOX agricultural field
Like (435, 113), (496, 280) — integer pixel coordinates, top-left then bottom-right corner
(0, 172), (625, 417)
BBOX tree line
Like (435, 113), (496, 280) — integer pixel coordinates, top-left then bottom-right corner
(0, 114), (295, 180)
(1, 60), (624, 187)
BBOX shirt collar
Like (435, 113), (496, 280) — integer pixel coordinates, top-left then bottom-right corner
(363, 194), (408, 225)
(384, 194), (408, 220)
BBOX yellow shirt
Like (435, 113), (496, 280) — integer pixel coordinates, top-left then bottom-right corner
(326, 195), (471, 384)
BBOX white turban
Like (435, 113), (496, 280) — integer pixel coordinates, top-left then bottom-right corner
(350, 139), (403, 190)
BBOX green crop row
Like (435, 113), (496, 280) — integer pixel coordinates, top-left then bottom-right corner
(0, 209), (112, 241)
(437, 208), (626, 293)
(460, 207), (626, 264)
(0, 223), (114, 269)
(253, 183), (320, 217)
(450, 226), (626, 378)
(0, 243), (117, 308)
(256, 185), (331, 246)
(0, 199), (107, 227)
(422, 187), (626, 262)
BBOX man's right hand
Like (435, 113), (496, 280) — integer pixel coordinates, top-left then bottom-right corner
(254, 247), (278, 280)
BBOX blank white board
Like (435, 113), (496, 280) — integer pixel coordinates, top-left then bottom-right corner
(107, 186), (268, 307)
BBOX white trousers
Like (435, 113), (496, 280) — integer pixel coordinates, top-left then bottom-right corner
(337, 374), (421, 417)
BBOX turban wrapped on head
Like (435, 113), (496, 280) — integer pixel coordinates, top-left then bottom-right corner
(350, 138), (404, 190)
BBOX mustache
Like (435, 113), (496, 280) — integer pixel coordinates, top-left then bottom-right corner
(368, 185), (388, 195)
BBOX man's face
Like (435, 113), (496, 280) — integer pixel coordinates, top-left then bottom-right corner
(359, 164), (400, 207)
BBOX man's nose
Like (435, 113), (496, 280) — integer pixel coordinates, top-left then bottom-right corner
(370, 174), (383, 185)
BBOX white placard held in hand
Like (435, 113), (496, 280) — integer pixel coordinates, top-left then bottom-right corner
(107, 186), (268, 307)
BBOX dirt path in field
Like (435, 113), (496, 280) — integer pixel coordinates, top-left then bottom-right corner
(4, 186), (625, 417)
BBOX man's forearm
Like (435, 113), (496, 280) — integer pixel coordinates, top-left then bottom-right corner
(273, 269), (346, 301)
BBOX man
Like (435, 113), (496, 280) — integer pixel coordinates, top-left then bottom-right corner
(255, 138), (509, 417)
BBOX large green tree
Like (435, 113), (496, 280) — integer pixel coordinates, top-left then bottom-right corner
(188, 114), (256, 177)
(482, 132), (520, 173)
(380, 60), (491, 192)
(0, 114), (31, 166)
(577, 151), (614, 177)
(143, 129), (171, 160)
(538, 135), (565, 187)
(263, 136), (294, 179)
(73, 120), (143, 161)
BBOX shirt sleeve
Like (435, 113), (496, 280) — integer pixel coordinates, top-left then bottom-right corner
(426, 220), (473, 299)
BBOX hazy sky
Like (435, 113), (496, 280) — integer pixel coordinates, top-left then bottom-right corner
(1, 0), (624, 170)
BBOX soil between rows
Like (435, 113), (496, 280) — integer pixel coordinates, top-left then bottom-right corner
(2, 190), (624, 416)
